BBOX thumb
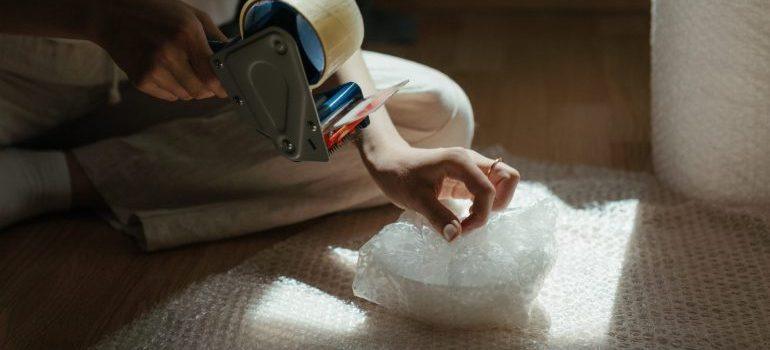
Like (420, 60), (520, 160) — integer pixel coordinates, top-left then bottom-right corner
(416, 196), (462, 242)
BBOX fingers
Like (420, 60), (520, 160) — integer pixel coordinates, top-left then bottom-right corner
(415, 194), (462, 242)
(190, 54), (226, 97)
(438, 178), (473, 200)
(150, 67), (193, 100)
(185, 11), (228, 97)
(441, 150), (496, 232)
(435, 149), (521, 235)
(136, 81), (178, 102)
(165, 54), (214, 99)
(148, 13), (226, 100)
(160, 41), (226, 99)
(466, 150), (520, 211)
(188, 29), (228, 98)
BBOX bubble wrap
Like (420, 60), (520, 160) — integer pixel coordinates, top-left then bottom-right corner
(353, 199), (557, 329)
(95, 150), (770, 349)
(652, 0), (770, 205)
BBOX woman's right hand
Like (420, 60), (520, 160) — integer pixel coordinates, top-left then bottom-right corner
(94, 0), (228, 101)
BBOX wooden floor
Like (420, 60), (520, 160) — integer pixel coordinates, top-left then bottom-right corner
(0, 9), (650, 350)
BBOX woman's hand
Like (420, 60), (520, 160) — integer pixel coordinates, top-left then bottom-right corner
(326, 50), (518, 240)
(361, 145), (520, 241)
(95, 0), (228, 101)
(0, 0), (228, 101)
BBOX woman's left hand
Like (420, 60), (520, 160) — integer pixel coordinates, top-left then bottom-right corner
(360, 145), (520, 241)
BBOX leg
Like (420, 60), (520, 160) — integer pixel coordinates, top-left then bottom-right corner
(0, 34), (120, 145)
(0, 35), (121, 228)
(363, 51), (474, 149)
(69, 52), (474, 250)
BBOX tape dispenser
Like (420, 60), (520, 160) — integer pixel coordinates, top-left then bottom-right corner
(208, 0), (405, 162)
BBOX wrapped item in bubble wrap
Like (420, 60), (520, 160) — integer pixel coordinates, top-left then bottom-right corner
(353, 199), (557, 329)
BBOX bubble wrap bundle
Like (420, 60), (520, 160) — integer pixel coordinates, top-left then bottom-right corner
(652, 0), (770, 205)
(95, 150), (770, 349)
(353, 199), (556, 329)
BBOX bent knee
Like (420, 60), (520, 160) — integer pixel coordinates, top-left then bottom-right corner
(431, 74), (474, 148)
(389, 71), (475, 149)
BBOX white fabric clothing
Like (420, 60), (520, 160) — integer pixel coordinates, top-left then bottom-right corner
(0, 149), (71, 228)
(0, 35), (474, 251)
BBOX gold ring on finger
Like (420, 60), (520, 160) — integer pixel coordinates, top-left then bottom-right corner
(486, 157), (503, 176)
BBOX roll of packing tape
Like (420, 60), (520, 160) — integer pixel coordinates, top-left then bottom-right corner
(239, 0), (364, 88)
(651, 0), (770, 205)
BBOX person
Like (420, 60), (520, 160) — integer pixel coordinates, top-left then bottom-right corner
(0, 0), (519, 250)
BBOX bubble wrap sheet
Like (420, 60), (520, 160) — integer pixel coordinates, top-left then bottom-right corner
(353, 199), (557, 329)
(652, 0), (770, 205)
(95, 150), (770, 349)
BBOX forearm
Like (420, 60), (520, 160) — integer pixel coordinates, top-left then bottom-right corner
(325, 50), (410, 163)
(325, 51), (517, 235)
(0, 0), (104, 41)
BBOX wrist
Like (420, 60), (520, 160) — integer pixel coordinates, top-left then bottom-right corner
(357, 130), (410, 170)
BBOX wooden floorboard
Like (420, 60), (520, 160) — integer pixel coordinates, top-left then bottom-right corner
(0, 10), (650, 349)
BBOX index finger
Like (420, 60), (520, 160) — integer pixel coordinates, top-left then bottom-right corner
(442, 155), (496, 232)
(190, 48), (227, 98)
(189, 23), (228, 98)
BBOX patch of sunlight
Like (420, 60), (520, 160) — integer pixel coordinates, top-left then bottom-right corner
(539, 198), (640, 348)
(246, 276), (366, 334)
(327, 246), (359, 271)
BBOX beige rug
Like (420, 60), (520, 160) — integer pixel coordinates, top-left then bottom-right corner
(95, 149), (770, 349)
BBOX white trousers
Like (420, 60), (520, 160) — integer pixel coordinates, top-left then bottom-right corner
(0, 35), (474, 250)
